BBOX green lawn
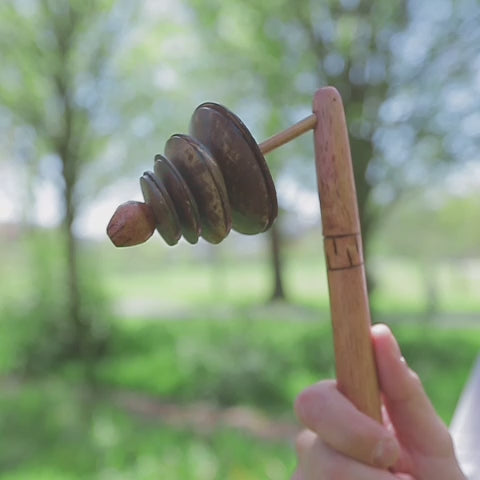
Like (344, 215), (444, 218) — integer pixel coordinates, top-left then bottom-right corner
(103, 255), (480, 317)
(0, 379), (295, 480)
(1, 234), (480, 479)
(2, 231), (480, 314)
(94, 314), (479, 423)
(2, 314), (479, 479)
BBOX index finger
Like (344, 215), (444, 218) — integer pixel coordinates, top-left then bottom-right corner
(294, 380), (400, 469)
(372, 324), (455, 456)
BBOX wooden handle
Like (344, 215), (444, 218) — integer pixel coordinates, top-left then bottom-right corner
(313, 87), (382, 422)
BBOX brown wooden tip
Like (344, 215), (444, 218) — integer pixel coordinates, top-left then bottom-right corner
(107, 201), (155, 247)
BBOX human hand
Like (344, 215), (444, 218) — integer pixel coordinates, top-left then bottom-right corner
(292, 324), (466, 479)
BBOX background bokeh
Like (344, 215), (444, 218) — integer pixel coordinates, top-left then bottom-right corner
(1, 0), (479, 478)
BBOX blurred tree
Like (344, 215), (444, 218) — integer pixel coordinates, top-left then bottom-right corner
(185, 0), (480, 299)
(0, 0), (136, 372)
(374, 188), (480, 318)
(0, 0), (187, 373)
(377, 191), (480, 261)
(185, 0), (409, 299)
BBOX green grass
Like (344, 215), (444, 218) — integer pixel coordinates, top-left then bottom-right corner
(95, 313), (334, 411)
(103, 255), (480, 317)
(2, 315), (478, 479)
(91, 314), (479, 423)
(0, 380), (295, 480)
(106, 260), (274, 307)
(392, 324), (480, 421)
(1, 233), (480, 479)
(2, 231), (480, 315)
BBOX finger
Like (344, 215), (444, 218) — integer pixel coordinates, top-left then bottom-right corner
(298, 435), (403, 480)
(290, 469), (304, 480)
(372, 324), (454, 456)
(295, 429), (317, 465)
(295, 380), (400, 469)
(294, 431), (315, 480)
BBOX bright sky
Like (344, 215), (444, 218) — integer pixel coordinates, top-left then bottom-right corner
(0, 158), (321, 239)
(0, 159), (144, 239)
(1, 0), (479, 240)
(1, 157), (480, 241)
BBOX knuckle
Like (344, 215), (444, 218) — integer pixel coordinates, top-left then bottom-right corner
(321, 454), (348, 480)
(294, 381), (333, 427)
(408, 369), (423, 389)
(294, 389), (315, 424)
(401, 368), (425, 401)
(300, 437), (349, 480)
(293, 389), (307, 419)
(295, 429), (315, 457)
(437, 428), (456, 456)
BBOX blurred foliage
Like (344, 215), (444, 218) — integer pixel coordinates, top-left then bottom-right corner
(0, 0), (133, 187)
(96, 316), (333, 411)
(1, 316), (478, 478)
(0, 231), (111, 376)
(372, 189), (480, 318)
(0, 380), (294, 479)
(0, 0), (479, 478)
(0, 0), (138, 376)
(376, 191), (480, 260)
(180, 0), (480, 301)
(0, 0), (237, 374)
(185, 0), (410, 294)
(96, 235), (479, 316)
(92, 316), (479, 423)
(185, 0), (480, 257)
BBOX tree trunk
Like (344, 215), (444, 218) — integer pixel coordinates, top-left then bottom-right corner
(348, 135), (376, 295)
(269, 220), (286, 301)
(63, 197), (82, 356)
(62, 190), (96, 384)
(58, 108), (95, 382)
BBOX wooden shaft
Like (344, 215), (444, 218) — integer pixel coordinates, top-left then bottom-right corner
(313, 87), (382, 422)
(259, 113), (317, 155)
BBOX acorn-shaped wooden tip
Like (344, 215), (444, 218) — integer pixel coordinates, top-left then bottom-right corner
(107, 201), (155, 247)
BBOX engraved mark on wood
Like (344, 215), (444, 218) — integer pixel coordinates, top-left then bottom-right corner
(324, 234), (363, 271)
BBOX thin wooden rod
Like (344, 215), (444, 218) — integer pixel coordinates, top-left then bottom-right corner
(259, 113), (317, 155)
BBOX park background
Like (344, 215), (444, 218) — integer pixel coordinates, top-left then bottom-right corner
(1, 0), (479, 478)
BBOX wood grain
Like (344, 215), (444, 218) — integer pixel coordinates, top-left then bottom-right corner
(259, 113), (317, 155)
(313, 87), (382, 422)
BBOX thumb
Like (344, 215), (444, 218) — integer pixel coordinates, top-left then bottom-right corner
(372, 324), (453, 457)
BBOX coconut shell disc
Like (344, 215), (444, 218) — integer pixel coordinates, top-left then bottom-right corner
(154, 154), (201, 244)
(190, 103), (278, 235)
(140, 171), (181, 246)
(164, 134), (232, 244)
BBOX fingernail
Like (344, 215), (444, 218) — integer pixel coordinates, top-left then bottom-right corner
(372, 436), (399, 468)
(393, 340), (409, 367)
(372, 324), (406, 365)
(391, 336), (402, 359)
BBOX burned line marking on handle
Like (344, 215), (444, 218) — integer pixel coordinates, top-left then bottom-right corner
(324, 233), (363, 271)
